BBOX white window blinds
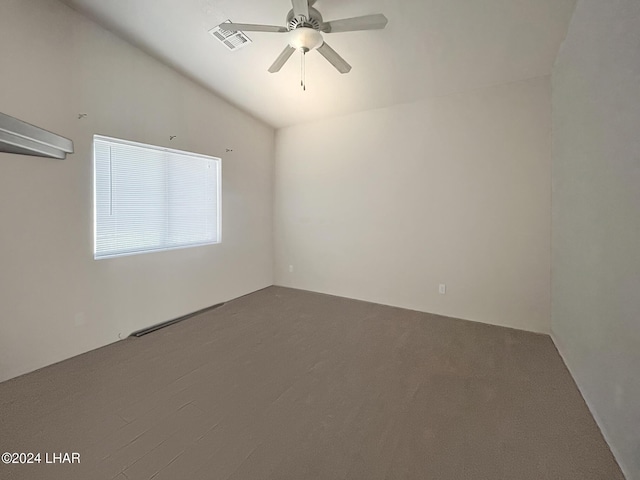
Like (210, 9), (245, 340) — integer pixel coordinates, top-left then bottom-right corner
(93, 135), (221, 259)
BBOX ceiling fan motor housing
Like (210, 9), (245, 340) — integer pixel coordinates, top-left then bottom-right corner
(287, 7), (323, 31)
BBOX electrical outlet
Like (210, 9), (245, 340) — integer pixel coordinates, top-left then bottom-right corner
(288, 265), (294, 273)
(439, 284), (446, 295)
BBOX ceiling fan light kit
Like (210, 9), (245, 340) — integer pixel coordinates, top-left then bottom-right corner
(218, 0), (388, 89)
(289, 27), (322, 52)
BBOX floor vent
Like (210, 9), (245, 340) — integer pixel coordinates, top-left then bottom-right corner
(130, 302), (226, 338)
(209, 21), (252, 51)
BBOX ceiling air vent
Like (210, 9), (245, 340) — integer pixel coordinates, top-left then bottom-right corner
(209, 21), (252, 51)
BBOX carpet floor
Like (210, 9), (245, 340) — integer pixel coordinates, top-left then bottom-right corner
(0, 286), (624, 479)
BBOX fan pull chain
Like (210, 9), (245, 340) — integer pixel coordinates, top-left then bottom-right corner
(300, 49), (306, 91)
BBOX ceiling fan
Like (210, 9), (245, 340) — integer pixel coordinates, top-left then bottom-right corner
(222, 0), (388, 79)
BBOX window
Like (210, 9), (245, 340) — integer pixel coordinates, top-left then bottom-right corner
(93, 135), (221, 259)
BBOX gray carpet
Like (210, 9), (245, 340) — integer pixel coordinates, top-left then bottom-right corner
(0, 286), (624, 479)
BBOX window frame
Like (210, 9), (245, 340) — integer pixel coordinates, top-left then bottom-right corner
(92, 134), (222, 260)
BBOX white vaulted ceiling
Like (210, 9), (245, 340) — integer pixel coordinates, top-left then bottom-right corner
(61, 0), (576, 128)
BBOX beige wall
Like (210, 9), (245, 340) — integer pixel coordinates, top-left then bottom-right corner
(274, 76), (552, 333)
(0, 0), (274, 382)
(552, 0), (640, 478)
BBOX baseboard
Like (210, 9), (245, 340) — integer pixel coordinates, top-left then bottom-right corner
(130, 302), (226, 337)
(129, 285), (274, 337)
(550, 333), (630, 480)
(272, 283), (550, 335)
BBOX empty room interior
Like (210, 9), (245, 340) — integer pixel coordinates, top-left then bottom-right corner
(0, 0), (638, 479)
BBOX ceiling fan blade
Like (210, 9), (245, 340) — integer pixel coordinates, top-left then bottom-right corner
(321, 14), (388, 33)
(292, 0), (310, 20)
(317, 42), (352, 74)
(268, 45), (296, 73)
(222, 23), (288, 33)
